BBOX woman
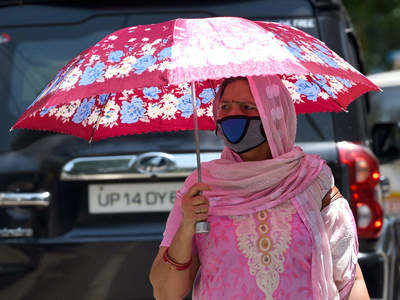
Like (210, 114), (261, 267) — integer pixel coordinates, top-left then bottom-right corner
(149, 75), (370, 299)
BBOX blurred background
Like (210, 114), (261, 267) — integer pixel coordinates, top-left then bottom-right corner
(344, 0), (400, 217)
(344, 0), (400, 74)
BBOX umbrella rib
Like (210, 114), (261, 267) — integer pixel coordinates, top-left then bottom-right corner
(331, 97), (349, 113)
(89, 94), (110, 143)
(208, 79), (217, 98)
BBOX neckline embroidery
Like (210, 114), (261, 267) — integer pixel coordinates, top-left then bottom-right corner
(230, 201), (296, 299)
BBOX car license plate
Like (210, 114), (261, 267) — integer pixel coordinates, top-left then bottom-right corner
(88, 182), (182, 214)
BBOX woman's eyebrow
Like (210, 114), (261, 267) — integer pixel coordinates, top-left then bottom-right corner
(220, 99), (256, 105)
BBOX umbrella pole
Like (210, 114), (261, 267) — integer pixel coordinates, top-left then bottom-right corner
(191, 81), (210, 234)
(191, 82), (202, 183)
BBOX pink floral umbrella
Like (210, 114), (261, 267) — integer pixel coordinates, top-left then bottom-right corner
(12, 17), (379, 142)
(11, 16), (381, 234)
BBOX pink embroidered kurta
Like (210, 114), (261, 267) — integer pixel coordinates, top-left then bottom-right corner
(160, 165), (358, 299)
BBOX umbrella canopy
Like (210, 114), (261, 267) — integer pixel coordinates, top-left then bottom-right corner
(12, 17), (380, 141)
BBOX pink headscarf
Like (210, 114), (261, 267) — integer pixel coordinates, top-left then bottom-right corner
(184, 75), (343, 299)
(196, 75), (326, 216)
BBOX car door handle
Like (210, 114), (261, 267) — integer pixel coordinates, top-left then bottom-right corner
(0, 191), (50, 207)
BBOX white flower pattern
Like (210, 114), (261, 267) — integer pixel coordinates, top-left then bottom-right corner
(104, 65), (120, 79)
(58, 67), (82, 91)
(100, 100), (120, 127)
(147, 103), (163, 119)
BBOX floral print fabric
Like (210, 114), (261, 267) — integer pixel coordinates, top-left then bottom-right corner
(16, 72), (365, 141)
(18, 81), (218, 141)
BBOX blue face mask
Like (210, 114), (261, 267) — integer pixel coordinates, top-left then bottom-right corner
(216, 116), (267, 154)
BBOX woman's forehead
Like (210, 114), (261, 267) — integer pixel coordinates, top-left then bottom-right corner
(221, 80), (254, 100)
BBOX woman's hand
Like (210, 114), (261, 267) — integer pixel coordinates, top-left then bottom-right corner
(180, 183), (211, 236)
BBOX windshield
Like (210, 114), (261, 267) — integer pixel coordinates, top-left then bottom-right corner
(0, 6), (334, 153)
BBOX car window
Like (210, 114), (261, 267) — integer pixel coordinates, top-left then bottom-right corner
(368, 86), (400, 123)
(0, 7), (334, 152)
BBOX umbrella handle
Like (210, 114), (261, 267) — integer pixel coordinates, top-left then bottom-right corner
(191, 81), (210, 234)
(195, 219), (211, 233)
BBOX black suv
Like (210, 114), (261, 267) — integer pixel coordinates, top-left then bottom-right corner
(0, 0), (399, 299)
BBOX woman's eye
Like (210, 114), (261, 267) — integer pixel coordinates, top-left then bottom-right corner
(243, 104), (256, 110)
(220, 104), (229, 110)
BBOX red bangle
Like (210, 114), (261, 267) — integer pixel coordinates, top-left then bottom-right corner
(163, 247), (192, 271)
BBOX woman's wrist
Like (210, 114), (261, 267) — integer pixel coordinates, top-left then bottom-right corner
(163, 247), (192, 271)
(179, 219), (196, 237)
(165, 223), (195, 271)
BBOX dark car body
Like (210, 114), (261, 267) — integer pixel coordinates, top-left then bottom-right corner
(0, 0), (399, 299)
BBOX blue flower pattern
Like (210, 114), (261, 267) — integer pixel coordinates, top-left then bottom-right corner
(108, 51), (124, 63)
(72, 98), (95, 123)
(286, 42), (305, 61)
(79, 62), (105, 86)
(177, 94), (201, 118)
(295, 79), (321, 101)
(143, 87), (161, 99)
(99, 94), (109, 105)
(199, 88), (215, 104)
(133, 55), (156, 74)
(336, 77), (352, 88)
(315, 50), (339, 68)
(312, 75), (336, 99)
(313, 43), (330, 54)
(120, 97), (145, 123)
(40, 106), (56, 116)
(157, 47), (171, 61)
(312, 43), (338, 68)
